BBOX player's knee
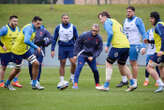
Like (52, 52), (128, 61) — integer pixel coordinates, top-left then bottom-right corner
(15, 64), (21, 71)
(33, 60), (39, 67)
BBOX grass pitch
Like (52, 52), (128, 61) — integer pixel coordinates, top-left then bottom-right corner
(0, 66), (164, 110)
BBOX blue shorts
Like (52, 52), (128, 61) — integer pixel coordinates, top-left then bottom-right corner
(12, 49), (34, 65)
(150, 53), (164, 64)
(107, 47), (129, 65)
(129, 44), (142, 61)
(0, 53), (13, 66)
(58, 46), (74, 60)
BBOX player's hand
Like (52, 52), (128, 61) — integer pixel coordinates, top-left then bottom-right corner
(140, 48), (146, 55)
(73, 56), (77, 60)
(144, 39), (148, 44)
(51, 51), (55, 58)
(157, 51), (163, 57)
(37, 47), (41, 54)
(105, 46), (109, 53)
(2, 45), (7, 51)
(88, 57), (93, 61)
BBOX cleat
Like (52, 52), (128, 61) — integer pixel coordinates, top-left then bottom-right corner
(57, 81), (69, 90)
(36, 81), (44, 90)
(95, 83), (101, 90)
(12, 81), (23, 88)
(72, 83), (78, 89)
(155, 82), (158, 87)
(126, 85), (137, 92)
(4, 84), (16, 91)
(116, 81), (128, 88)
(0, 82), (4, 88)
(32, 82), (44, 90)
(96, 85), (109, 91)
(154, 86), (164, 93)
(97, 82), (110, 91)
(143, 80), (149, 86)
(72, 85), (78, 89)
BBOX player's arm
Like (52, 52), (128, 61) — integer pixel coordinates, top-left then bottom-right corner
(136, 18), (147, 47)
(43, 28), (53, 47)
(73, 33), (84, 57)
(0, 26), (8, 51)
(23, 27), (38, 49)
(93, 36), (103, 58)
(51, 25), (59, 57)
(73, 26), (78, 40)
(104, 20), (113, 52)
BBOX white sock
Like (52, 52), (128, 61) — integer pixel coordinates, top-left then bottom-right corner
(122, 76), (128, 83)
(60, 76), (64, 82)
(71, 73), (74, 80)
(106, 67), (112, 81)
(156, 79), (164, 86)
(133, 78), (137, 86)
(145, 78), (149, 81)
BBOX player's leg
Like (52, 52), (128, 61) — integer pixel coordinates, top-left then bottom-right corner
(69, 58), (76, 82)
(23, 50), (42, 90)
(12, 72), (23, 88)
(58, 46), (67, 82)
(129, 45), (140, 87)
(35, 54), (44, 89)
(117, 48), (136, 92)
(87, 58), (100, 88)
(0, 66), (7, 87)
(0, 53), (10, 87)
(28, 62), (33, 83)
(144, 55), (151, 86)
(68, 49), (76, 82)
(146, 54), (164, 93)
(4, 54), (22, 90)
(73, 56), (85, 89)
(98, 48), (117, 91)
(59, 59), (66, 82)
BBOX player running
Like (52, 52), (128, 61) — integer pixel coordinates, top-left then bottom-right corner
(4, 16), (43, 90)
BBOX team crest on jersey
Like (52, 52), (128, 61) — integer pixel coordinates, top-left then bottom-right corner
(114, 52), (118, 58)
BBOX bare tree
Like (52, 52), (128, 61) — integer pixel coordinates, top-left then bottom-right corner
(105, 0), (107, 4)
(97, 0), (100, 5)
(50, 0), (54, 10)
(109, 0), (112, 4)
(128, 0), (131, 6)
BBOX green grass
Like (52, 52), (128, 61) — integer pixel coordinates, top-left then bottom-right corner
(0, 66), (164, 110)
(0, 4), (164, 41)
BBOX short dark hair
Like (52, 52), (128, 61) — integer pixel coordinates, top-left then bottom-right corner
(32, 16), (42, 22)
(61, 13), (69, 18)
(98, 11), (111, 18)
(9, 15), (18, 20)
(127, 6), (135, 12)
(150, 11), (160, 20)
(150, 11), (160, 25)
